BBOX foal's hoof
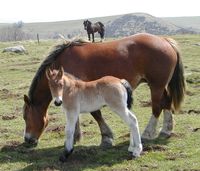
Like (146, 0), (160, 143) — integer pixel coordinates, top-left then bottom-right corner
(127, 152), (140, 160)
(59, 149), (74, 162)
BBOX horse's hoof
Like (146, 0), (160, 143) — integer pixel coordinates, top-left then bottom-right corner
(100, 137), (113, 149)
(141, 137), (151, 144)
(158, 132), (171, 139)
(59, 149), (74, 162)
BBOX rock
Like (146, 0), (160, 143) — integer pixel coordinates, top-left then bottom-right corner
(2, 45), (27, 53)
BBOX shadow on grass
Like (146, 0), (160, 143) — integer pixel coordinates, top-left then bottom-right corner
(0, 136), (170, 171)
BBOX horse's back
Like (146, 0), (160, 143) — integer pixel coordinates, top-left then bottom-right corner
(61, 33), (178, 88)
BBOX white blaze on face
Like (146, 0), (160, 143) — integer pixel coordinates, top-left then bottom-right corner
(54, 96), (63, 103)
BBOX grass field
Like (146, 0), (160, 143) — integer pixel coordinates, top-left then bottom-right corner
(0, 35), (200, 171)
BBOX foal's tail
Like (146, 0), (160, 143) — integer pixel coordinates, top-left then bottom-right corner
(165, 38), (186, 112)
(121, 79), (133, 109)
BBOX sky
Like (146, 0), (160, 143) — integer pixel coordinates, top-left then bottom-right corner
(0, 0), (199, 23)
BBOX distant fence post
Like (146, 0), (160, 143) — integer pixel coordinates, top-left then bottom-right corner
(37, 33), (40, 44)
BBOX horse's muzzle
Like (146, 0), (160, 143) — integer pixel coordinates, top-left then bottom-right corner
(24, 136), (38, 146)
(54, 100), (62, 106)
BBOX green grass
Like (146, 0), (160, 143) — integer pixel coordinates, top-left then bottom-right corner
(0, 35), (200, 170)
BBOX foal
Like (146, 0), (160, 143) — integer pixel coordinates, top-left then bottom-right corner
(46, 66), (142, 162)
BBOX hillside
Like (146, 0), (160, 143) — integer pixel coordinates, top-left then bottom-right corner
(162, 16), (200, 32)
(0, 13), (197, 40)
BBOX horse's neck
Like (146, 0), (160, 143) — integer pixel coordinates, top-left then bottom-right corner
(31, 75), (52, 110)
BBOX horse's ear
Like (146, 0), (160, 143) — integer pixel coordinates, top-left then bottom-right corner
(24, 95), (31, 106)
(45, 67), (51, 80)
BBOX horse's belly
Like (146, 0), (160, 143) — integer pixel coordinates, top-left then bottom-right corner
(80, 95), (105, 113)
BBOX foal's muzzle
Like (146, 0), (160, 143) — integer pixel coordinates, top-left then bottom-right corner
(54, 100), (62, 106)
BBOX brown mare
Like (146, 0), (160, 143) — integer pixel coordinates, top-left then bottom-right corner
(46, 66), (142, 161)
(23, 33), (185, 148)
(83, 20), (105, 42)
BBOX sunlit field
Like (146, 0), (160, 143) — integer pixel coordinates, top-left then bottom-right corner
(0, 35), (200, 170)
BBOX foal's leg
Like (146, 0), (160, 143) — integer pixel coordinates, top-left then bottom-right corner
(91, 110), (114, 147)
(114, 107), (142, 157)
(141, 88), (163, 141)
(60, 111), (79, 162)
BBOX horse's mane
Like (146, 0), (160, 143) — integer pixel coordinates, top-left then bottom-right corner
(28, 38), (89, 102)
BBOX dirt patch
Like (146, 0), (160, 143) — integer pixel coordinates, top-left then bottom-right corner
(186, 90), (195, 96)
(140, 100), (151, 107)
(45, 126), (65, 133)
(166, 152), (188, 161)
(143, 144), (167, 152)
(81, 120), (94, 127)
(140, 164), (158, 170)
(188, 109), (200, 114)
(0, 128), (9, 133)
(1, 141), (35, 154)
(170, 132), (185, 138)
(1, 140), (21, 152)
(2, 115), (17, 120)
(0, 88), (21, 100)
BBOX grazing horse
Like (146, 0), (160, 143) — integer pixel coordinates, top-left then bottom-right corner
(46, 66), (142, 161)
(23, 33), (185, 149)
(83, 20), (105, 42)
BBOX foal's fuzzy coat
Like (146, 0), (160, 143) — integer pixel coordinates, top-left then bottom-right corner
(46, 66), (142, 162)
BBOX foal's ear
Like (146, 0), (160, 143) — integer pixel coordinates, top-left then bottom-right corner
(57, 66), (64, 79)
(24, 95), (31, 106)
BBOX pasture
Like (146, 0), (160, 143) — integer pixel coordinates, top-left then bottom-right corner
(0, 35), (200, 170)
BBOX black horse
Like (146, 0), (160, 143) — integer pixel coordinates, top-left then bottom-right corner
(83, 20), (105, 42)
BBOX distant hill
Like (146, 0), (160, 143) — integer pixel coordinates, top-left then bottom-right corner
(0, 13), (198, 41)
(162, 16), (200, 32)
(105, 13), (196, 37)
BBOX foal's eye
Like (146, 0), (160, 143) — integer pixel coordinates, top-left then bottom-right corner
(58, 83), (63, 87)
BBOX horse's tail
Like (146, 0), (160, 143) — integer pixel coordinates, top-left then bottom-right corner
(165, 38), (186, 112)
(98, 22), (105, 30)
(121, 79), (133, 109)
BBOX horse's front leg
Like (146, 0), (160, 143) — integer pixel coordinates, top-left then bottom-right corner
(59, 111), (79, 162)
(87, 33), (91, 41)
(92, 33), (95, 42)
(91, 110), (113, 147)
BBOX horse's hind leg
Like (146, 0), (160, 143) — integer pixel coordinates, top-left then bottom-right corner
(159, 89), (174, 138)
(87, 33), (91, 41)
(159, 109), (173, 138)
(92, 33), (95, 42)
(91, 110), (114, 147)
(99, 32), (104, 42)
(141, 87), (164, 141)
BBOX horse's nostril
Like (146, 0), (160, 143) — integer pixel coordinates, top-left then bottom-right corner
(24, 137), (38, 146)
(54, 101), (62, 106)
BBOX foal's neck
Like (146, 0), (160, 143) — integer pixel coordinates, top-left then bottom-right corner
(63, 74), (85, 90)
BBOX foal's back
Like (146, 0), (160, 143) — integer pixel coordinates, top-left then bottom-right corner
(65, 75), (126, 113)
